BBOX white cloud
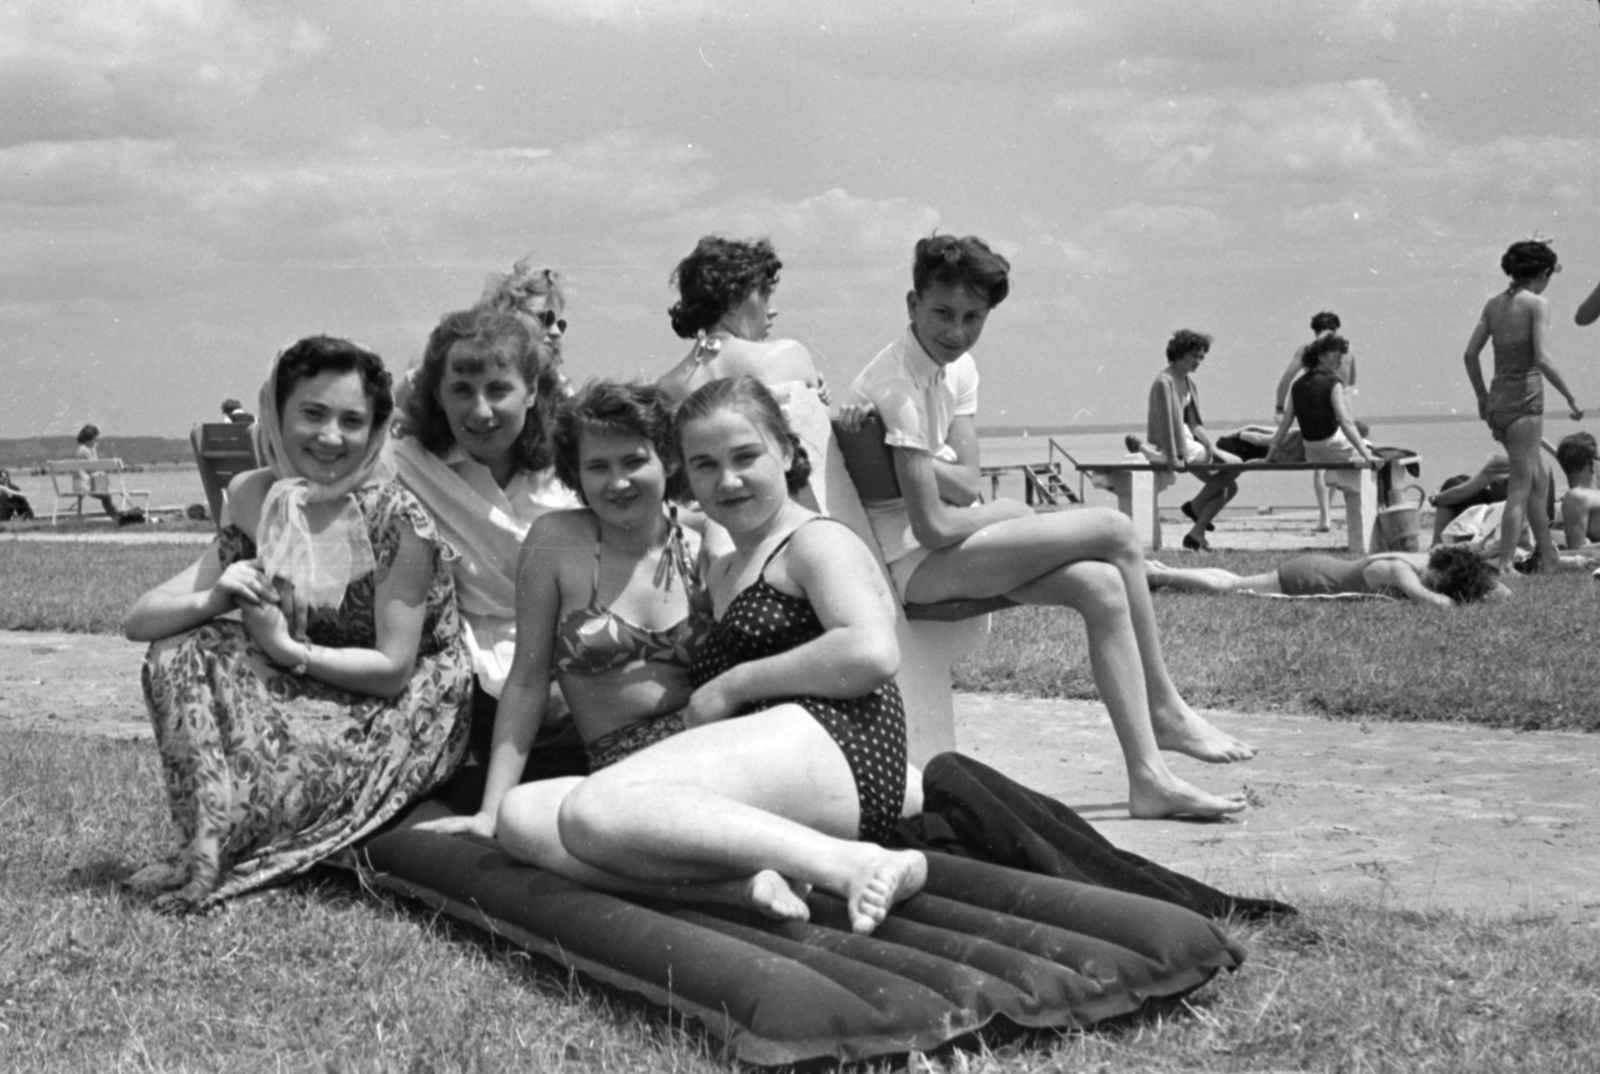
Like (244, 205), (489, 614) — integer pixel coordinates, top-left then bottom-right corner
(1102, 203), (1229, 248)
(0, 0), (325, 144)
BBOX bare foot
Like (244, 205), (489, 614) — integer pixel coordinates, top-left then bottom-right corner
(845, 849), (927, 935)
(1153, 708), (1256, 763)
(742, 870), (811, 922)
(123, 860), (188, 896)
(1129, 774), (1248, 819)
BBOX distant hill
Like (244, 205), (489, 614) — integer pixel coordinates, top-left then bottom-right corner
(0, 436), (195, 469)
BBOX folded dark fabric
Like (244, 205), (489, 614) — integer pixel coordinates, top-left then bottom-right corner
(892, 752), (1296, 921)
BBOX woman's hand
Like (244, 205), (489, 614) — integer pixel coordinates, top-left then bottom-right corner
(272, 576), (310, 640)
(683, 675), (743, 729)
(414, 811), (496, 839)
(239, 598), (301, 669)
(212, 559), (276, 611)
(1567, 398), (1584, 421)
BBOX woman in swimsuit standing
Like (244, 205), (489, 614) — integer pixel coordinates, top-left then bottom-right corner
(423, 378), (926, 934)
(1463, 239), (1583, 575)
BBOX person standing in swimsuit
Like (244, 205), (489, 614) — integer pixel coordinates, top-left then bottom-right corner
(1463, 239), (1583, 575)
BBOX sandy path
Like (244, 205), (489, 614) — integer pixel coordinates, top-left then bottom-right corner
(6, 629), (1598, 924)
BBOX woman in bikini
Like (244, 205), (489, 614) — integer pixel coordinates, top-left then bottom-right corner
(421, 378), (925, 934)
(1462, 239), (1583, 575)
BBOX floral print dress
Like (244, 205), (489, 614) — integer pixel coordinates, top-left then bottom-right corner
(137, 483), (472, 909)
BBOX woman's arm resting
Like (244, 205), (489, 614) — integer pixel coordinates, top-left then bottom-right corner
(686, 522), (900, 726)
(255, 522), (436, 699)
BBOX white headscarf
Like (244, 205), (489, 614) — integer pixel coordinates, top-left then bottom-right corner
(251, 345), (391, 612)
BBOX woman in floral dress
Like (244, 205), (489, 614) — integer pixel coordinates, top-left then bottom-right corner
(124, 336), (473, 911)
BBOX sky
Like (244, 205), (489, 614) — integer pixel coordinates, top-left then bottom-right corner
(2, 0), (1598, 440)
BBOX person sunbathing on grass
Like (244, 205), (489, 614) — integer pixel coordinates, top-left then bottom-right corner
(844, 233), (1251, 820)
(1144, 545), (1505, 608)
(419, 378), (925, 935)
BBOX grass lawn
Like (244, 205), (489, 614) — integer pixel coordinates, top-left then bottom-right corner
(4, 538), (1600, 1070)
(5, 731), (1598, 1073)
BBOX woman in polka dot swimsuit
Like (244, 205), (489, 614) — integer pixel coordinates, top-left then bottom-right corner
(496, 376), (925, 935)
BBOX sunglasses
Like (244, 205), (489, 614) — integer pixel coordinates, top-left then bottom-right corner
(522, 306), (567, 333)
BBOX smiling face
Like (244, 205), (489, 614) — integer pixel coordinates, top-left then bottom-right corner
(907, 282), (991, 366)
(679, 406), (792, 535)
(575, 424), (669, 530)
(436, 345), (534, 473)
(280, 369), (374, 486)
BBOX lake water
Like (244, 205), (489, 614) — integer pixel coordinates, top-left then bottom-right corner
(2, 415), (1565, 516)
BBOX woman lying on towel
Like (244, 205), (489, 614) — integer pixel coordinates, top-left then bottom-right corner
(420, 377), (926, 934)
(1145, 545), (1504, 607)
(124, 337), (473, 911)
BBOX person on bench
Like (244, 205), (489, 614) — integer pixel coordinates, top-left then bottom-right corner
(1140, 329), (1244, 551)
(1146, 545), (1505, 607)
(1275, 311), (1347, 533)
(1265, 333), (1376, 530)
(844, 234), (1252, 820)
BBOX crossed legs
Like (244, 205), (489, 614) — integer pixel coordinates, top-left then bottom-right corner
(901, 506), (1251, 818)
(496, 706), (926, 934)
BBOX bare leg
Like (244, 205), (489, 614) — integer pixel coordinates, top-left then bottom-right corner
(498, 776), (813, 921)
(903, 508), (1252, 814)
(1146, 562), (1282, 595)
(1312, 471), (1331, 531)
(526, 708), (926, 934)
(1499, 416), (1558, 572)
(1026, 560), (1247, 818)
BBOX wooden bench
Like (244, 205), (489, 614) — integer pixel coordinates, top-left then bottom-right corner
(43, 459), (150, 524)
(190, 422), (261, 528)
(830, 417), (1020, 763)
(1070, 457), (1419, 554)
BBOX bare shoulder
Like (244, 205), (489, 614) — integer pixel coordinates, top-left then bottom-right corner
(224, 468), (275, 532)
(525, 507), (600, 553)
(787, 517), (874, 572)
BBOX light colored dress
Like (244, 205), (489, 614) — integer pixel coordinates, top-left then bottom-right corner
(138, 483), (473, 908)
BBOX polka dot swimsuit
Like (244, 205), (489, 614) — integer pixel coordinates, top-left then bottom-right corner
(690, 519), (907, 844)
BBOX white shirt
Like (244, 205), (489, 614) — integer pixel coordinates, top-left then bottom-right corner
(395, 438), (578, 696)
(848, 327), (980, 563)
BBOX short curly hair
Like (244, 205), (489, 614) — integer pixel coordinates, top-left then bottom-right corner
(672, 376), (812, 496)
(1301, 332), (1350, 369)
(404, 308), (560, 474)
(911, 234), (1010, 308)
(1501, 240), (1558, 283)
(274, 336), (393, 432)
(1310, 311), (1341, 333)
(76, 423), (100, 445)
(1165, 329), (1212, 364)
(1425, 544), (1499, 605)
(550, 380), (677, 504)
(1556, 431), (1598, 479)
(478, 256), (566, 316)
(668, 236), (782, 339)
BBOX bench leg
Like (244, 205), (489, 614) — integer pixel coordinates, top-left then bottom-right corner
(1110, 470), (1161, 551)
(1348, 468), (1381, 553)
(897, 615), (990, 766)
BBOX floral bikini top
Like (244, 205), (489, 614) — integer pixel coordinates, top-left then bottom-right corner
(552, 514), (709, 677)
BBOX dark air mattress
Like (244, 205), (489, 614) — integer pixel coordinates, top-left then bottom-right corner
(354, 753), (1276, 1066)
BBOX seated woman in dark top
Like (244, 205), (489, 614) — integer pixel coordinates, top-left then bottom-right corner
(1266, 333), (1376, 514)
(1145, 545), (1504, 607)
